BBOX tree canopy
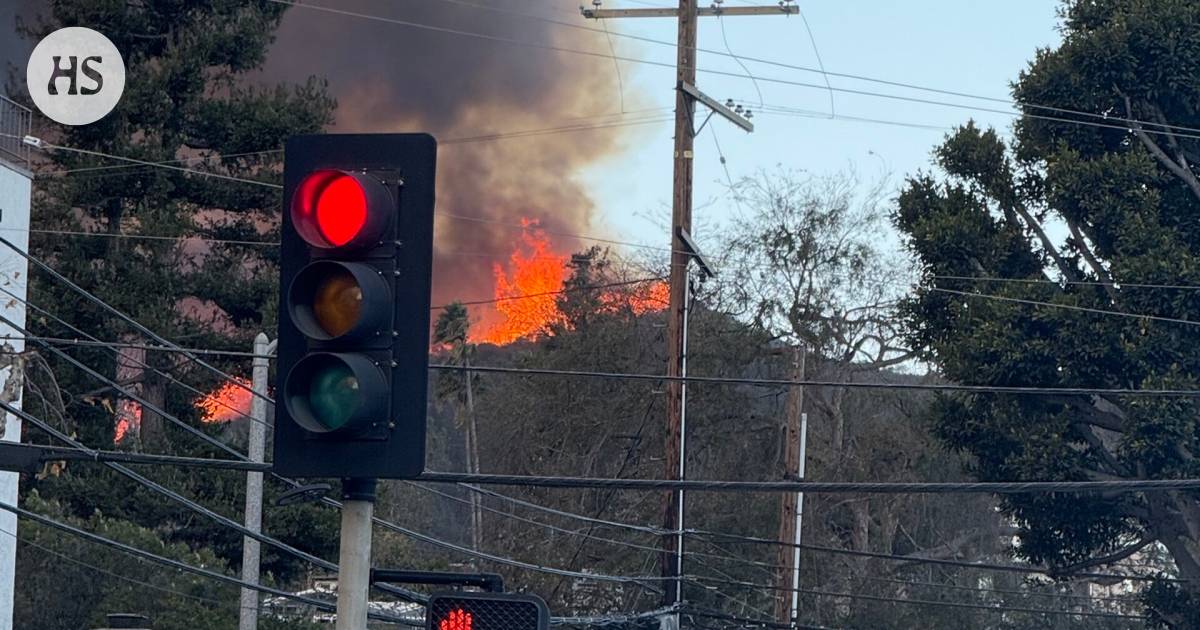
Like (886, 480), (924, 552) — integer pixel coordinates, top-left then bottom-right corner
(895, 0), (1200, 624)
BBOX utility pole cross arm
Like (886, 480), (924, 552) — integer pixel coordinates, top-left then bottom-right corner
(679, 82), (753, 133)
(583, 6), (799, 19)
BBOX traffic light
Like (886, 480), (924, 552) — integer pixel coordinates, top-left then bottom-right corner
(273, 134), (436, 478)
(426, 592), (550, 630)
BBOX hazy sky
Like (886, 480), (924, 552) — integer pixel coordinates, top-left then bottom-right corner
(572, 0), (1063, 253)
(3, 0), (1065, 281)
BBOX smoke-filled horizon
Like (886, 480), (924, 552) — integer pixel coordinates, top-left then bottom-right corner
(263, 0), (644, 329)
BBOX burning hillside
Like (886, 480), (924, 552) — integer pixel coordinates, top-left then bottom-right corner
(471, 223), (668, 346)
(197, 378), (253, 424)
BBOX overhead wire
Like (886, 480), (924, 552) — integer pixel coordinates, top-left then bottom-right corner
(268, 0), (1200, 141)
(795, 6), (833, 117)
(5, 252), (711, 615)
(1, 525), (240, 610)
(416, 470), (1200, 495)
(8, 113), (675, 189)
(456, 0), (1200, 138)
(0, 500), (420, 625)
(0, 283), (273, 432)
(717, 13), (764, 107)
(693, 530), (1172, 583)
(7, 243), (1180, 619)
(6, 336), (673, 615)
(688, 575), (1151, 621)
(437, 485), (1168, 584)
(431, 362), (1200, 397)
(931, 286), (1200, 328)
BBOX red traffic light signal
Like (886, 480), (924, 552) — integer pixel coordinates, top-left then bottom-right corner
(426, 592), (550, 630)
(291, 169), (392, 249)
(274, 134), (436, 479)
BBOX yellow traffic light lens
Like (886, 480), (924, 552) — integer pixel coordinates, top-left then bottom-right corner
(313, 268), (363, 338)
(307, 362), (360, 431)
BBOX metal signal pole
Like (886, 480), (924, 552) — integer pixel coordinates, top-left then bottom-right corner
(582, 0), (794, 613)
(337, 479), (376, 630)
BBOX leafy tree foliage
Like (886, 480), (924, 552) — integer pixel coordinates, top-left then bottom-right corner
(894, 0), (1200, 624)
(11, 0), (340, 620)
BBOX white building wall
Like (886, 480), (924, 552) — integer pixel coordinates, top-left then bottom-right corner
(0, 157), (31, 630)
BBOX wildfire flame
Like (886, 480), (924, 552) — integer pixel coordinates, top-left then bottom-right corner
(608, 281), (670, 314)
(471, 222), (669, 345)
(197, 378), (253, 424)
(473, 224), (570, 345)
(114, 400), (142, 444)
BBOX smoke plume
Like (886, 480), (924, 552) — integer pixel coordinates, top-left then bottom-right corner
(264, 0), (639, 322)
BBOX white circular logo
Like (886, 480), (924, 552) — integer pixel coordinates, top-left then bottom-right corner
(26, 27), (126, 126)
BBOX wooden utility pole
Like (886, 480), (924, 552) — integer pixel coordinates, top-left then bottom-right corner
(583, 0), (796, 611)
(775, 346), (806, 625)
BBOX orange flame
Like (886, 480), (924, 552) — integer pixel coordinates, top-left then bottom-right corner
(470, 222), (670, 346)
(606, 281), (670, 314)
(197, 378), (253, 424)
(114, 400), (141, 444)
(473, 224), (569, 345)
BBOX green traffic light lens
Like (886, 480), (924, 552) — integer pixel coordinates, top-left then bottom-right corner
(283, 353), (385, 435)
(306, 362), (361, 431)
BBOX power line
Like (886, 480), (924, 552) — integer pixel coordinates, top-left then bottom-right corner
(267, 0), (1200, 141)
(8, 114), (673, 190)
(856, 574), (1140, 605)
(932, 287), (1200, 328)
(411, 480), (1141, 609)
(692, 531), (1171, 583)
(688, 576), (1151, 621)
(8, 315), (668, 594)
(14, 136), (282, 188)
(416, 470), (1200, 495)
(7, 217), (1190, 609)
(2, 248), (747, 613)
(16, 319), (1200, 398)
(12, 329), (1200, 398)
(431, 362), (1200, 397)
(431, 0), (1200, 138)
(0, 284), (272, 432)
(21, 215), (1200, 296)
(933, 274), (1200, 291)
(1, 525), (239, 610)
(0, 441), (271, 472)
(0, 236), (276, 409)
(451, 482), (1167, 584)
(0, 499), (419, 626)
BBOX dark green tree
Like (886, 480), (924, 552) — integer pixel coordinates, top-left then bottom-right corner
(12, 0), (341, 619)
(894, 0), (1200, 624)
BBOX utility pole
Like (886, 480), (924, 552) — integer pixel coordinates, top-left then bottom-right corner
(239, 333), (275, 630)
(775, 347), (806, 625)
(582, 0), (794, 615)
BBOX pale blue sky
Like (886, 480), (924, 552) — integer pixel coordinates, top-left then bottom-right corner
(3, 0), (1066, 271)
(577, 0), (1063, 255)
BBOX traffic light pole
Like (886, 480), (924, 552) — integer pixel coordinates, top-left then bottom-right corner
(337, 478), (376, 630)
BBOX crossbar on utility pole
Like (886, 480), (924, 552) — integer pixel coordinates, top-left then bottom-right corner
(582, 1), (794, 620)
(582, 6), (798, 19)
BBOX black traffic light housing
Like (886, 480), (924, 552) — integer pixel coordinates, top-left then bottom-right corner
(426, 591), (550, 630)
(274, 133), (436, 479)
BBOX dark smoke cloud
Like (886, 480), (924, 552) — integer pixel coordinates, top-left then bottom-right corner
(263, 0), (636, 316)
